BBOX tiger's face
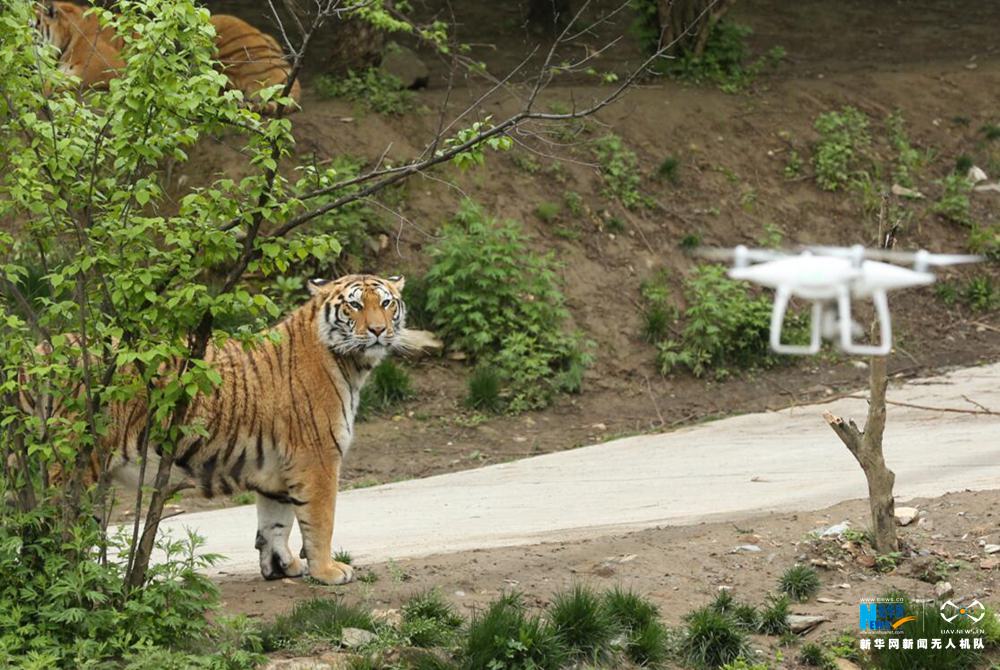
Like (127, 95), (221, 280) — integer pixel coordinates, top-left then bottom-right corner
(32, 2), (73, 52)
(309, 274), (406, 362)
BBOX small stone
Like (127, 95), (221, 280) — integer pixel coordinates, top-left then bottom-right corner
(895, 507), (919, 526)
(935, 581), (954, 598)
(787, 614), (829, 633)
(837, 583), (852, 589)
(984, 544), (1000, 555)
(732, 544), (762, 553)
(340, 627), (377, 649)
(980, 558), (999, 570)
(454, 590), (466, 597)
(591, 422), (608, 431)
(817, 597), (843, 604)
(891, 184), (924, 199)
(447, 350), (467, 361)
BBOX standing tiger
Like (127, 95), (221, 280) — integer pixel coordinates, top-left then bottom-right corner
(32, 2), (301, 114)
(21, 274), (428, 585)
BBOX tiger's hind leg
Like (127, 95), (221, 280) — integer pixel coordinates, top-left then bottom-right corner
(254, 495), (304, 580)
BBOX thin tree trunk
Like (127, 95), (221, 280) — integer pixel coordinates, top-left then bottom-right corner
(655, 0), (734, 56)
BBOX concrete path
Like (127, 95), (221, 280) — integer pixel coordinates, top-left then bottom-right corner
(156, 363), (1000, 577)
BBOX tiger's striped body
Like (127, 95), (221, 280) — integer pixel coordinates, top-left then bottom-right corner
(32, 3), (300, 114)
(25, 275), (411, 584)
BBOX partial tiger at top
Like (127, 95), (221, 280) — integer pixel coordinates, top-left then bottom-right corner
(32, 1), (301, 115)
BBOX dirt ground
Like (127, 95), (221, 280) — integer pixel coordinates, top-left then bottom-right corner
(219, 489), (1000, 667)
(149, 0), (1000, 521)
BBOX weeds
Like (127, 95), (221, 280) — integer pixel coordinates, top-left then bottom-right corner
(426, 200), (589, 412)
(463, 593), (567, 670)
(784, 149), (803, 179)
(933, 173), (973, 226)
(400, 591), (464, 648)
(968, 224), (1000, 262)
(963, 275), (997, 311)
(982, 123), (1000, 141)
(758, 594), (791, 635)
(563, 190), (585, 217)
(657, 155), (681, 183)
(314, 68), (413, 114)
(603, 587), (671, 666)
(259, 598), (375, 652)
(658, 265), (801, 379)
(663, 20), (783, 92)
(779, 565), (821, 602)
(535, 201), (561, 223)
(799, 642), (835, 668)
(886, 110), (927, 187)
(680, 606), (752, 668)
(465, 367), (503, 412)
(358, 360), (414, 419)
(549, 584), (616, 659)
(813, 106), (871, 191)
(593, 134), (643, 209)
(640, 269), (677, 344)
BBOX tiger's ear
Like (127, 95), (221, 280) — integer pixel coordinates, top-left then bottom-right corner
(307, 278), (331, 295)
(387, 275), (405, 292)
(45, 2), (55, 17)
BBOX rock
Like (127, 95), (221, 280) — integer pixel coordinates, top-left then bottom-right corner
(265, 660), (333, 670)
(984, 544), (1000, 555)
(974, 182), (1000, 193)
(895, 507), (919, 526)
(380, 43), (429, 90)
(732, 544), (762, 553)
(817, 521), (851, 538)
(340, 627), (377, 649)
(891, 183), (924, 199)
(980, 558), (999, 570)
(818, 597), (843, 604)
(372, 608), (402, 627)
(447, 350), (467, 361)
(935, 581), (954, 598)
(787, 614), (829, 634)
(968, 166), (989, 184)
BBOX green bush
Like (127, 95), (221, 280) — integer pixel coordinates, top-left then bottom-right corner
(813, 107), (871, 191)
(662, 20), (781, 93)
(425, 200), (589, 412)
(549, 585), (616, 659)
(314, 67), (413, 114)
(593, 134), (643, 209)
(658, 265), (800, 379)
(0, 507), (248, 669)
(604, 587), (671, 666)
(963, 275), (997, 312)
(757, 594), (790, 636)
(933, 173), (973, 226)
(779, 564), (821, 602)
(358, 359), (415, 419)
(463, 593), (567, 670)
(680, 606), (752, 669)
(259, 598), (375, 652)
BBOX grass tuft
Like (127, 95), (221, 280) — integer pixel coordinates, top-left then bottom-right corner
(549, 584), (617, 659)
(680, 606), (751, 668)
(463, 593), (567, 670)
(757, 594), (790, 635)
(535, 201), (561, 223)
(779, 564), (821, 602)
(799, 641), (835, 668)
(604, 587), (671, 666)
(258, 598), (374, 652)
(358, 360), (414, 419)
(465, 367), (503, 412)
(657, 155), (681, 183)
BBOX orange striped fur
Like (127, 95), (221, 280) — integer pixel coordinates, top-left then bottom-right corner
(211, 14), (301, 114)
(20, 275), (430, 584)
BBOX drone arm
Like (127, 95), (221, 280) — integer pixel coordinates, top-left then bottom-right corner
(769, 286), (821, 355)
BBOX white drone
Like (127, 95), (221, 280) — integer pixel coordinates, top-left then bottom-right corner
(699, 245), (981, 356)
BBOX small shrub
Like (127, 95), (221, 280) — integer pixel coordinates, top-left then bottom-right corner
(314, 68), (413, 114)
(563, 190), (585, 217)
(886, 110), (925, 187)
(549, 585), (617, 659)
(658, 265), (801, 379)
(358, 360), (414, 419)
(663, 21), (776, 92)
(964, 275), (997, 312)
(779, 564), (821, 602)
(982, 123), (1000, 141)
(603, 587), (670, 666)
(463, 593), (567, 670)
(933, 173), (973, 226)
(605, 215), (626, 233)
(812, 106), (871, 191)
(955, 154), (974, 175)
(799, 641), (835, 668)
(426, 200), (589, 412)
(512, 153), (542, 174)
(680, 233), (702, 250)
(680, 606), (752, 669)
(757, 594), (790, 636)
(657, 155), (681, 183)
(784, 149), (803, 179)
(593, 134), (643, 209)
(935, 281), (959, 306)
(401, 591), (463, 648)
(968, 224), (1000, 262)
(259, 598), (375, 651)
(640, 269), (676, 344)
(465, 367), (503, 412)
(535, 201), (561, 222)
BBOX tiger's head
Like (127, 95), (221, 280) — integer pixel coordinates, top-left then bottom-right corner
(32, 2), (77, 53)
(308, 274), (407, 364)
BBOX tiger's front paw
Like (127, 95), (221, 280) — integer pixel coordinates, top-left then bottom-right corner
(308, 560), (354, 585)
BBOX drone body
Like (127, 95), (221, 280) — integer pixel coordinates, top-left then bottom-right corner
(701, 245), (979, 356)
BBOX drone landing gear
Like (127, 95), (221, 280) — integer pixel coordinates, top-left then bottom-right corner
(769, 287), (822, 355)
(837, 286), (892, 356)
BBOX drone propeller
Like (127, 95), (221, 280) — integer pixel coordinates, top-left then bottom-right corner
(694, 245), (788, 266)
(806, 245), (982, 270)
